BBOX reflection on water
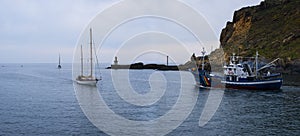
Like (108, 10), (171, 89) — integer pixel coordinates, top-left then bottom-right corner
(74, 70), (207, 136)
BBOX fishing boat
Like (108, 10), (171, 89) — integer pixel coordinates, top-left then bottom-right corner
(191, 48), (212, 88)
(57, 53), (62, 69)
(76, 28), (99, 86)
(221, 52), (282, 90)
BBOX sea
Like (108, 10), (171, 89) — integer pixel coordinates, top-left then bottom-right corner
(0, 63), (299, 136)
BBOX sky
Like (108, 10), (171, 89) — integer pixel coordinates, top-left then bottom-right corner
(0, 0), (263, 64)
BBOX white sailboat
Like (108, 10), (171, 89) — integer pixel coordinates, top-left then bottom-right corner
(76, 28), (98, 86)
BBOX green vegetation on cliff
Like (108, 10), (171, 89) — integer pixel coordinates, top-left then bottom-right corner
(220, 0), (300, 61)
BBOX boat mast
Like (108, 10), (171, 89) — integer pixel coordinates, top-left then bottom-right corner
(255, 51), (258, 77)
(201, 47), (206, 70)
(89, 28), (93, 77)
(80, 45), (83, 76)
(59, 53), (61, 65)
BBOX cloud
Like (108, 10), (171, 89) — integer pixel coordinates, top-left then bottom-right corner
(0, 0), (119, 63)
(0, 0), (262, 63)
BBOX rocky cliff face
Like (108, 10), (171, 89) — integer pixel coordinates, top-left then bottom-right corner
(215, 0), (300, 74)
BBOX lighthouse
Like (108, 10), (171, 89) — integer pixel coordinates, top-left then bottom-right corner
(114, 56), (118, 65)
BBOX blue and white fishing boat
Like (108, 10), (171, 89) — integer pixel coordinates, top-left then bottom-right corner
(221, 52), (282, 90)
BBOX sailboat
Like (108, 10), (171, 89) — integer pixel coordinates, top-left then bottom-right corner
(57, 53), (62, 69)
(76, 28), (98, 86)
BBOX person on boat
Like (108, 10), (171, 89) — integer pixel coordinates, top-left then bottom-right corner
(228, 68), (234, 75)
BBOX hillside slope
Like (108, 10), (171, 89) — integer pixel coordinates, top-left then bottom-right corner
(214, 0), (300, 74)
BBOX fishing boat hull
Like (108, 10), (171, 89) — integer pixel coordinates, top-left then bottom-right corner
(221, 79), (282, 90)
(195, 83), (211, 89)
(192, 70), (211, 88)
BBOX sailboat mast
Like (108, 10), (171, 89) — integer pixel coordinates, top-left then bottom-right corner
(59, 53), (61, 65)
(80, 45), (83, 76)
(89, 28), (93, 77)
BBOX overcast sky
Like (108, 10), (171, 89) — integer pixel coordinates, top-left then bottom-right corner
(0, 0), (262, 63)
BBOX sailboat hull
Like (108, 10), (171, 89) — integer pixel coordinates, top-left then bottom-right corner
(76, 76), (97, 86)
(76, 80), (97, 86)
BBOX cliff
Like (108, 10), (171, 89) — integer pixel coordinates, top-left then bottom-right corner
(215, 0), (300, 74)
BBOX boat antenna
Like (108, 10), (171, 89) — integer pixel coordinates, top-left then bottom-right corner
(201, 47), (206, 70)
(255, 51), (258, 77)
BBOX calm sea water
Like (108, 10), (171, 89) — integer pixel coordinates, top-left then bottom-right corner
(0, 63), (299, 136)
